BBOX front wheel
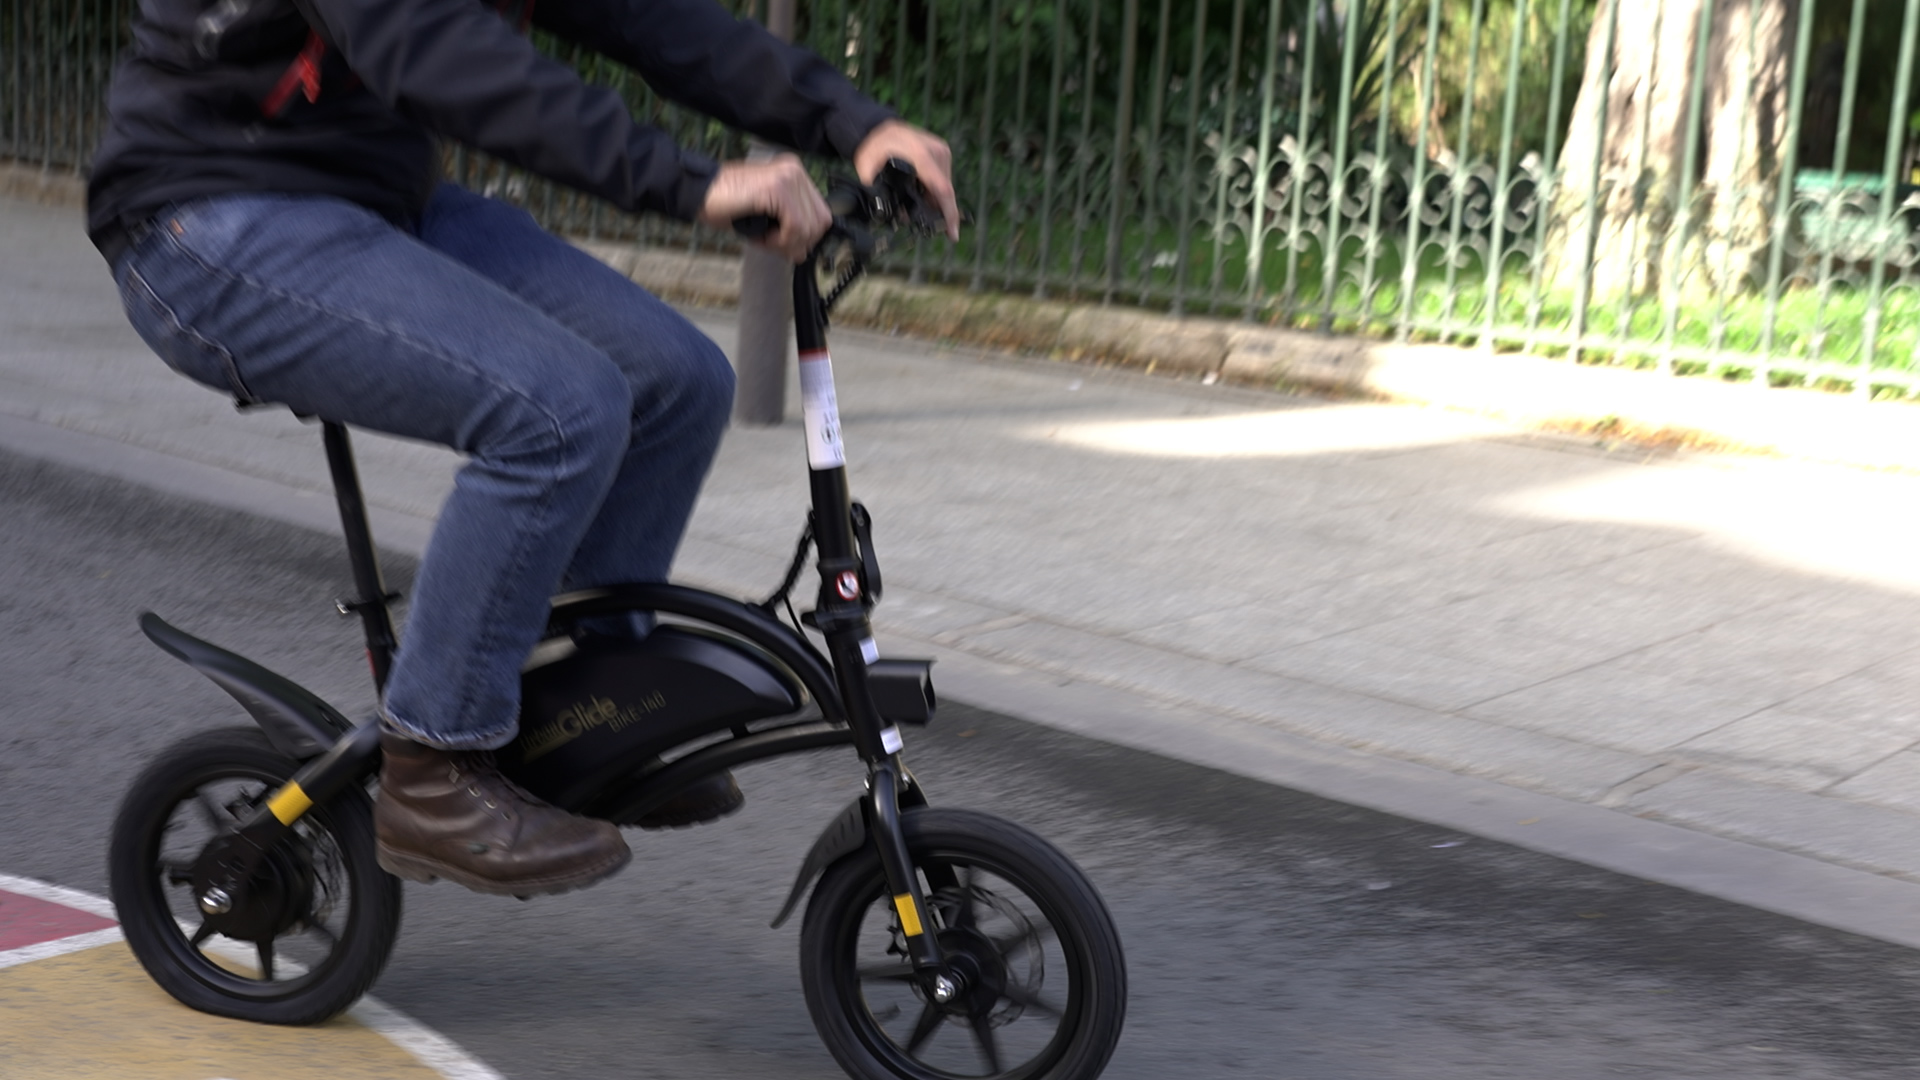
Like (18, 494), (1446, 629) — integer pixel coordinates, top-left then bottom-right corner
(107, 727), (401, 1024)
(800, 808), (1126, 1080)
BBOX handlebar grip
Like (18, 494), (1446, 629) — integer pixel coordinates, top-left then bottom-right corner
(733, 214), (776, 241)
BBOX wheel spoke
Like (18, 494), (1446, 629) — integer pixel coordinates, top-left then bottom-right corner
(952, 866), (979, 930)
(904, 1000), (945, 1055)
(857, 961), (916, 984)
(991, 919), (1056, 955)
(257, 941), (275, 981)
(161, 859), (195, 887)
(920, 859), (961, 896)
(188, 920), (216, 946)
(969, 1013), (1004, 1075)
(997, 980), (1064, 1019)
(193, 792), (229, 831)
(303, 920), (339, 950)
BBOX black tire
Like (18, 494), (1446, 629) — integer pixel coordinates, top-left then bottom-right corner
(107, 727), (402, 1024)
(800, 808), (1126, 1080)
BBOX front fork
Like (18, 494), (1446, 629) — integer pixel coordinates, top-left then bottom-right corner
(817, 588), (955, 993)
(794, 254), (956, 996)
(869, 748), (953, 989)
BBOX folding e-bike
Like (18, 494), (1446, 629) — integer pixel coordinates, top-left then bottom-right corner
(106, 165), (1127, 1080)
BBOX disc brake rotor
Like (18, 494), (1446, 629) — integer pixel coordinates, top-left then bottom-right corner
(918, 882), (1046, 1027)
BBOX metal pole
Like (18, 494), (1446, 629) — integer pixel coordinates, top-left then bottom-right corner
(1855, 0), (1920, 396)
(733, 0), (798, 427)
(1101, 0), (1141, 304)
(1399, 0), (1444, 341)
(1253, 0), (1287, 318)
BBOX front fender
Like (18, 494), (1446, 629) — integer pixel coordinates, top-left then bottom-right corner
(771, 797), (867, 929)
(769, 771), (930, 929)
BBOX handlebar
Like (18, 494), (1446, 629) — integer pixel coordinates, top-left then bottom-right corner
(730, 158), (947, 266)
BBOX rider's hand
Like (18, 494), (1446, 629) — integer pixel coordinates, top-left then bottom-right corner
(852, 120), (960, 241)
(697, 153), (832, 263)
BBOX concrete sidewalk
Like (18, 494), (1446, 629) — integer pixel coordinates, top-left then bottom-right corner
(9, 194), (1920, 949)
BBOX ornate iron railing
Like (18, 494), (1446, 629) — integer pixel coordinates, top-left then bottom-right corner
(10, 0), (1920, 397)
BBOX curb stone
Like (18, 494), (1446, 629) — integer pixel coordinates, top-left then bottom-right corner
(0, 162), (86, 209)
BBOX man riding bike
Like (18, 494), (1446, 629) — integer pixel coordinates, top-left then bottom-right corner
(89, 0), (959, 899)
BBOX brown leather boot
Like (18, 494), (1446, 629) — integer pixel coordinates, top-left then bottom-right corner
(375, 732), (630, 896)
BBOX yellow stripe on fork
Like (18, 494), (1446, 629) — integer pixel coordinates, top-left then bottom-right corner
(893, 893), (925, 937)
(265, 782), (313, 825)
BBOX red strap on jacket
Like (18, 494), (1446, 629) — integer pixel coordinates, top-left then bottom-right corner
(260, 3), (535, 119)
(261, 30), (327, 117)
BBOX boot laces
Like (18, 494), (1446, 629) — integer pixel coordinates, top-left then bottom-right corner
(448, 750), (556, 815)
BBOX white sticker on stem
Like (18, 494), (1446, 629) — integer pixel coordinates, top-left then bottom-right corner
(798, 349), (845, 470)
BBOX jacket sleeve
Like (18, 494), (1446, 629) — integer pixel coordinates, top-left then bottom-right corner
(530, 0), (897, 160)
(298, 0), (719, 220)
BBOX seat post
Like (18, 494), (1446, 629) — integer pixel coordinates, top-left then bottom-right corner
(321, 421), (399, 691)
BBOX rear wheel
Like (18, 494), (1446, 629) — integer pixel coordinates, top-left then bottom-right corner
(800, 808), (1126, 1080)
(107, 727), (401, 1024)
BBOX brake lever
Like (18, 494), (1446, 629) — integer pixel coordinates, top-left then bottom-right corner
(873, 159), (954, 236)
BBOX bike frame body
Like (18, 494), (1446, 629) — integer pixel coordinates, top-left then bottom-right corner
(140, 216), (962, 988)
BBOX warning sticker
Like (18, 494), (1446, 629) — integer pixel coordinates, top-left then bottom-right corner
(798, 349), (845, 470)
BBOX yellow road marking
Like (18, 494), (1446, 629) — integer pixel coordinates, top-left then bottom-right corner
(0, 941), (442, 1079)
(893, 893), (924, 937)
(266, 781), (313, 825)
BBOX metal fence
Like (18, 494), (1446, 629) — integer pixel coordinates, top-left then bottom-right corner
(11, 0), (1920, 397)
(3, 0), (129, 173)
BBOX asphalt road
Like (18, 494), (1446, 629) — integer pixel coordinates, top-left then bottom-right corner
(6, 448), (1920, 1080)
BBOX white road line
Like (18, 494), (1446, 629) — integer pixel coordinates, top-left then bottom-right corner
(0, 928), (126, 972)
(1, 872), (505, 1080)
(350, 997), (508, 1080)
(0, 871), (119, 920)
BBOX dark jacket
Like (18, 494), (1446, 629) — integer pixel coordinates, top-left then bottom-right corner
(87, 0), (894, 262)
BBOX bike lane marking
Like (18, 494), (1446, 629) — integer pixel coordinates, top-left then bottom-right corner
(0, 873), (504, 1080)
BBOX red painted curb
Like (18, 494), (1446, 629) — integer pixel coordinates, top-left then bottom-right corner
(0, 888), (117, 951)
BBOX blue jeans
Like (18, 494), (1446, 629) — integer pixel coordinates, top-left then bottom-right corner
(115, 185), (735, 750)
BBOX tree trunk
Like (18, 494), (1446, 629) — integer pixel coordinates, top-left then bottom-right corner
(1548, 0), (1797, 302)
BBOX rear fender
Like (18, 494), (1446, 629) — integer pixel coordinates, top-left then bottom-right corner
(139, 612), (353, 760)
